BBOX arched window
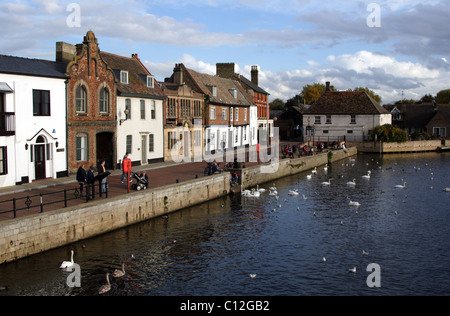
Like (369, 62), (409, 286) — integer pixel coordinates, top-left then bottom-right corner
(76, 85), (87, 113)
(99, 87), (109, 113)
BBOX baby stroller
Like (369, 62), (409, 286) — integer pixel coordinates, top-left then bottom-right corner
(131, 172), (149, 191)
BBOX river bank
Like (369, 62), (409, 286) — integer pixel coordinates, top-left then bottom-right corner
(0, 147), (357, 264)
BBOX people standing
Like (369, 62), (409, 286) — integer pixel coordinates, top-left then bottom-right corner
(121, 153), (132, 184)
(99, 160), (107, 193)
(76, 164), (87, 196)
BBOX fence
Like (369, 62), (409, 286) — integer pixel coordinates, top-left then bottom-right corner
(0, 181), (109, 219)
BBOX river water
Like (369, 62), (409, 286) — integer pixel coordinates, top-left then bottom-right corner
(1, 152), (449, 296)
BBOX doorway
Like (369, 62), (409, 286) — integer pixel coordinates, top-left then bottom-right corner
(141, 135), (147, 164)
(34, 136), (46, 180)
(96, 132), (114, 170)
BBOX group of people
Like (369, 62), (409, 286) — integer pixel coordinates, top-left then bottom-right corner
(76, 160), (109, 196)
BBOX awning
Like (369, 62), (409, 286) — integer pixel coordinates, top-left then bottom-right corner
(0, 82), (13, 93)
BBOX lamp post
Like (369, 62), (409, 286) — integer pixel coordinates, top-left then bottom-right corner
(120, 109), (129, 126)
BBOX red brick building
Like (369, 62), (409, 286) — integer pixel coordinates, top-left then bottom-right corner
(59, 31), (117, 172)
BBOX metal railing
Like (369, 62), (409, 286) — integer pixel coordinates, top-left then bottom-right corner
(0, 182), (109, 219)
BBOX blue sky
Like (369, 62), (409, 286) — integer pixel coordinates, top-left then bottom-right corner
(1, 0), (449, 104)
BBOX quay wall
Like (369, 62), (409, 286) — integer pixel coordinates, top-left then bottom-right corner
(355, 140), (442, 153)
(0, 173), (230, 264)
(0, 148), (357, 264)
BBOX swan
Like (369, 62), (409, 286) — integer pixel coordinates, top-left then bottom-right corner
(257, 185), (266, 193)
(113, 263), (125, 278)
(306, 174), (312, 180)
(288, 189), (299, 196)
(443, 188), (450, 192)
(349, 201), (361, 206)
(98, 273), (111, 295)
(347, 178), (356, 186)
(269, 184), (277, 191)
(362, 171), (371, 179)
(311, 167), (317, 174)
(60, 250), (74, 269)
(348, 267), (357, 273)
(302, 194), (307, 200)
(321, 178), (332, 185)
(322, 257), (326, 263)
(324, 164), (328, 172)
(249, 274), (257, 279)
(395, 182), (406, 189)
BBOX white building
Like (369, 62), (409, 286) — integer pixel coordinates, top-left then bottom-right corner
(100, 52), (165, 166)
(0, 55), (67, 187)
(303, 83), (392, 143)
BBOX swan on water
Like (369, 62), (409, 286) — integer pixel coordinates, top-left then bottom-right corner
(113, 263), (125, 278)
(288, 189), (299, 196)
(306, 174), (312, 180)
(302, 194), (307, 200)
(362, 171), (371, 179)
(395, 182), (407, 189)
(321, 178), (332, 185)
(249, 274), (257, 279)
(256, 185), (266, 193)
(443, 188), (450, 192)
(349, 201), (361, 207)
(347, 178), (356, 186)
(60, 250), (74, 269)
(311, 167), (317, 174)
(348, 267), (357, 273)
(98, 273), (111, 295)
(324, 164), (328, 172)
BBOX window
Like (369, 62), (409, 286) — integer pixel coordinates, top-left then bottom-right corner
(125, 99), (131, 119)
(75, 85), (87, 113)
(120, 71), (129, 84)
(140, 100), (145, 119)
(244, 108), (247, 121)
(99, 87), (109, 113)
(76, 135), (87, 161)
(194, 100), (202, 117)
(168, 98), (176, 117)
(0, 146), (7, 175)
(33, 90), (50, 116)
(168, 131), (177, 149)
(181, 99), (190, 117)
(433, 127), (447, 138)
(212, 86), (217, 97)
(235, 108), (239, 122)
(314, 116), (321, 124)
(347, 130), (354, 134)
(151, 101), (156, 119)
(147, 76), (154, 88)
(350, 115), (356, 124)
(230, 107), (233, 122)
(323, 130), (329, 134)
(221, 108), (227, 121)
(149, 134), (154, 152)
(126, 135), (132, 154)
(194, 130), (202, 147)
(210, 107), (216, 121)
(326, 115), (332, 124)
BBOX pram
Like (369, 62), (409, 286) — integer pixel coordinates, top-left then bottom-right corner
(131, 172), (149, 191)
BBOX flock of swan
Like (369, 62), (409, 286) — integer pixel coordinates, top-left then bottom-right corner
(59, 250), (127, 295)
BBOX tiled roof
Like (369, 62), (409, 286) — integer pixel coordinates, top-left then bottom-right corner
(305, 91), (390, 115)
(184, 66), (255, 106)
(235, 74), (270, 95)
(100, 52), (164, 99)
(0, 54), (67, 79)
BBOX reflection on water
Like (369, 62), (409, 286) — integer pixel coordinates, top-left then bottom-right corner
(1, 152), (449, 296)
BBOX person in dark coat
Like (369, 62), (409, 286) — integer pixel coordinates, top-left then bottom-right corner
(76, 164), (87, 196)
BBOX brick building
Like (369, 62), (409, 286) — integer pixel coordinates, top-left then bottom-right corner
(58, 31), (117, 173)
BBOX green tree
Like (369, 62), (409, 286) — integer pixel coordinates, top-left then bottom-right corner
(269, 98), (285, 111)
(350, 87), (382, 104)
(301, 83), (326, 104)
(435, 89), (450, 104)
(285, 94), (304, 108)
(370, 124), (408, 143)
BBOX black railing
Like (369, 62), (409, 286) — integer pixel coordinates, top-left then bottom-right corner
(0, 182), (109, 219)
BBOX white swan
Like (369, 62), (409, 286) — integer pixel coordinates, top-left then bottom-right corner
(306, 174), (312, 180)
(302, 194), (307, 200)
(321, 178), (332, 185)
(347, 178), (356, 186)
(60, 250), (74, 269)
(249, 274), (257, 279)
(348, 267), (357, 273)
(311, 167), (317, 174)
(324, 164), (328, 172)
(444, 188), (450, 192)
(288, 189), (299, 196)
(362, 171), (371, 179)
(349, 201), (361, 206)
(395, 182), (407, 189)
(113, 263), (125, 278)
(257, 185), (266, 193)
(98, 273), (111, 295)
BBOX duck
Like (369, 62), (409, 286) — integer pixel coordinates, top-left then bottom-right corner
(98, 273), (111, 295)
(395, 182), (407, 189)
(113, 263), (125, 278)
(346, 178), (356, 186)
(348, 267), (357, 273)
(60, 250), (75, 269)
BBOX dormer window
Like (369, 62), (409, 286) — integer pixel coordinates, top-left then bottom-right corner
(229, 88), (237, 99)
(147, 75), (154, 88)
(212, 86), (217, 97)
(120, 70), (128, 84)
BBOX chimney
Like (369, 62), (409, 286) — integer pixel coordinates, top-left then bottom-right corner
(325, 81), (331, 92)
(216, 63), (235, 79)
(173, 64), (183, 85)
(56, 42), (76, 63)
(251, 65), (259, 86)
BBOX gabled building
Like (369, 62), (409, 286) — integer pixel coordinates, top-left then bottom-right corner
(0, 55), (68, 187)
(100, 52), (165, 167)
(59, 31), (117, 173)
(165, 63), (256, 154)
(303, 82), (391, 142)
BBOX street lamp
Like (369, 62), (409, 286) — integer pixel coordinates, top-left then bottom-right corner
(120, 109), (129, 126)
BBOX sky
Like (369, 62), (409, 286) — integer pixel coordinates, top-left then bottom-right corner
(1, 0), (449, 104)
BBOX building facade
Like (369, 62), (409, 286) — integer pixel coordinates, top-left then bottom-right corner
(0, 55), (68, 187)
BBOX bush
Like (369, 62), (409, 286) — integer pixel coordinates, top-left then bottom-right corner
(370, 124), (408, 143)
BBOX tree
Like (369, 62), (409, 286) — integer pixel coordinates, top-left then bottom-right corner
(285, 94), (304, 108)
(269, 98), (285, 111)
(435, 89), (450, 104)
(351, 87), (382, 104)
(301, 83), (327, 104)
(370, 124), (408, 143)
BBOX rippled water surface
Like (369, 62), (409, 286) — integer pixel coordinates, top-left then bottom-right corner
(1, 152), (449, 296)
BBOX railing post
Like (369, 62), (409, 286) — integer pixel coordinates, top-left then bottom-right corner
(64, 189), (67, 208)
(40, 193), (43, 213)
